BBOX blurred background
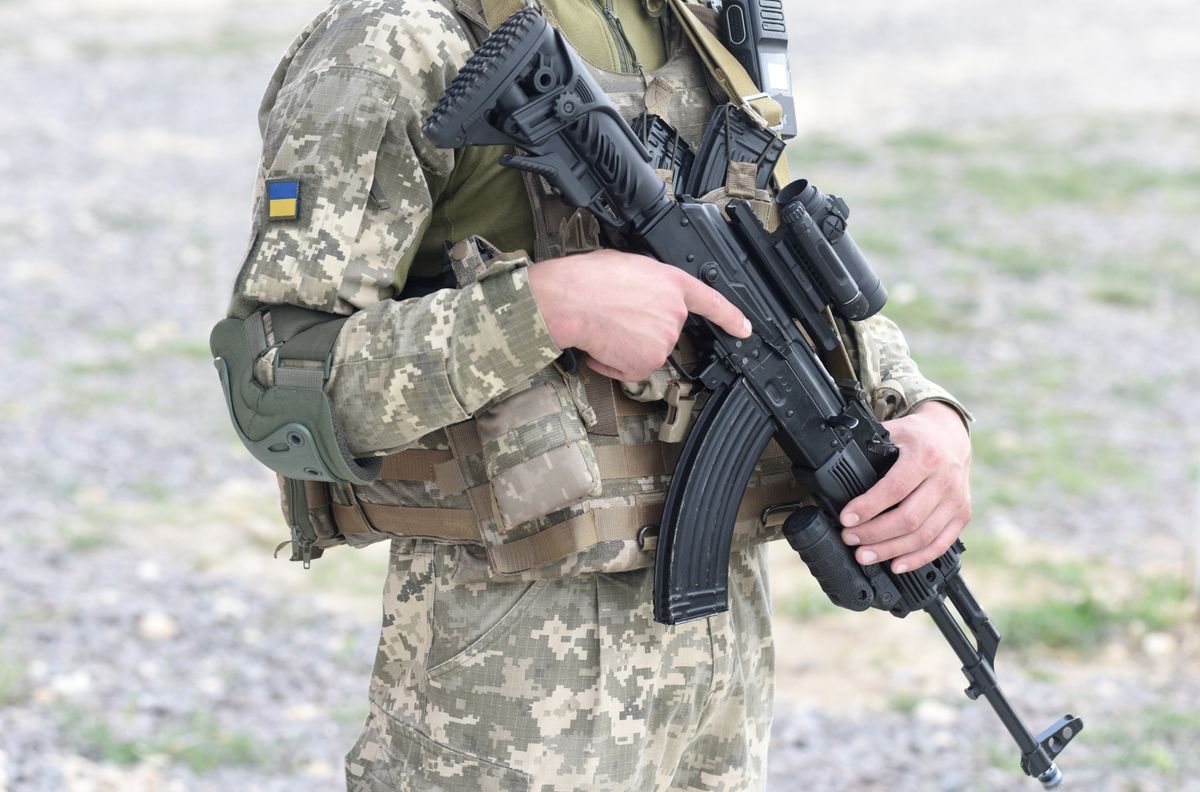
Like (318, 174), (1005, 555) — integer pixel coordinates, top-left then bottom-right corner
(0, 0), (1196, 790)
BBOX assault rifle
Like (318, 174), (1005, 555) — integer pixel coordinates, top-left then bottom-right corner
(422, 9), (1082, 787)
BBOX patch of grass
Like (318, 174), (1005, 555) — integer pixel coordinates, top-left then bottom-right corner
(879, 291), (974, 335)
(63, 528), (107, 554)
(967, 244), (1056, 280)
(788, 135), (874, 167)
(993, 577), (1190, 652)
(906, 350), (973, 398)
(961, 157), (1200, 213)
(0, 657), (28, 706)
(851, 229), (905, 258)
(886, 129), (973, 154)
(1016, 303), (1059, 324)
(64, 358), (137, 376)
(886, 691), (922, 714)
(66, 710), (270, 773)
(994, 594), (1112, 651)
(779, 586), (840, 620)
(159, 338), (214, 360)
(1090, 705), (1200, 776)
(1087, 240), (1200, 310)
(971, 404), (1149, 509)
(1088, 277), (1155, 308)
(332, 703), (370, 726)
(133, 477), (173, 504)
(923, 224), (1057, 280)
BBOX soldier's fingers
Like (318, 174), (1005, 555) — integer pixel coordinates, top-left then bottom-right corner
(679, 276), (752, 338)
(582, 355), (639, 383)
(840, 451), (928, 530)
(853, 499), (959, 567)
(889, 519), (966, 574)
(840, 477), (940, 547)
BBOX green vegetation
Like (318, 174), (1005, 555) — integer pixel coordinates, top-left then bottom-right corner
(886, 691), (922, 714)
(878, 290), (975, 335)
(0, 657), (28, 706)
(1090, 705), (1200, 776)
(66, 709), (270, 773)
(994, 578), (1191, 652)
(971, 404), (1148, 509)
(779, 585), (840, 620)
(788, 134), (874, 167)
(886, 129), (974, 155)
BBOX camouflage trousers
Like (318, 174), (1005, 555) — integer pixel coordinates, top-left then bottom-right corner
(345, 538), (775, 791)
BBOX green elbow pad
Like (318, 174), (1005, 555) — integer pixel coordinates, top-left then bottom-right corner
(209, 309), (381, 486)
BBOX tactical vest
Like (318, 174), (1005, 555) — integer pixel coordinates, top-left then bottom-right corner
(286, 0), (819, 582)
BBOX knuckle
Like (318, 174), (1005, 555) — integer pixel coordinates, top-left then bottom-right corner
(918, 443), (941, 468)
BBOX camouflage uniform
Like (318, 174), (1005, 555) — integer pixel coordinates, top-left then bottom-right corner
(228, 1), (968, 789)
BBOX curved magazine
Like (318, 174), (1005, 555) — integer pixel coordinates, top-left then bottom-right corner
(653, 377), (776, 624)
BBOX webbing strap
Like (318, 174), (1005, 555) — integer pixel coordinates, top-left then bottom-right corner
(594, 443), (674, 478)
(665, 0), (789, 184)
(581, 369), (620, 437)
(817, 307), (859, 385)
(378, 449), (456, 481)
(487, 502), (663, 573)
(486, 478), (802, 572)
(332, 501), (480, 541)
(273, 366), (326, 390)
(331, 477), (800, 568)
(666, 0), (780, 127)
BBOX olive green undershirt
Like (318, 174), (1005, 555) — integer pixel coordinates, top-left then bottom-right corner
(407, 0), (668, 280)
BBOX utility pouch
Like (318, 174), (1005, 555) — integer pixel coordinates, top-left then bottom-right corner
(276, 477), (341, 565)
(444, 236), (605, 562)
(476, 376), (603, 537)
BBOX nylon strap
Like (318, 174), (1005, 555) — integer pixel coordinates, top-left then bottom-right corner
(665, 0), (781, 127)
(378, 449), (456, 481)
(486, 479), (801, 572)
(487, 502), (663, 572)
(330, 477), (800, 568)
(817, 307), (859, 384)
(332, 501), (480, 541)
(665, 0), (789, 185)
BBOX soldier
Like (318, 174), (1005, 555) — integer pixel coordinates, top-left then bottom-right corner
(219, 0), (973, 789)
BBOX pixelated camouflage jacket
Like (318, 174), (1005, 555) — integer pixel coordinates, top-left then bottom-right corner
(227, 0), (969, 463)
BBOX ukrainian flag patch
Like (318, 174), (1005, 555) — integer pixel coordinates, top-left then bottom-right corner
(266, 179), (300, 221)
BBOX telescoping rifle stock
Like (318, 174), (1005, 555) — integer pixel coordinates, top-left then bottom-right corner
(423, 9), (1082, 787)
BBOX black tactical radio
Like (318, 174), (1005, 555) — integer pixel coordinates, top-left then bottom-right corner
(718, 0), (797, 138)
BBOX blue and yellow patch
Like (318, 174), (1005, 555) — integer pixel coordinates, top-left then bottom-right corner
(266, 179), (300, 221)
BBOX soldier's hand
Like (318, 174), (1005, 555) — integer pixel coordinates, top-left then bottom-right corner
(838, 401), (972, 573)
(528, 249), (751, 382)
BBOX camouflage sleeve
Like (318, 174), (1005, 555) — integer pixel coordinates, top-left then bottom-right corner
(229, 1), (561, 456)
(850, 314), (974, 430)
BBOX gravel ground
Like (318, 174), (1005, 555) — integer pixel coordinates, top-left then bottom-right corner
(1, 0), (1197, 790)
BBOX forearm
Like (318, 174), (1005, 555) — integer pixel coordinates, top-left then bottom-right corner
(851, 313), (973, 431)
(325, 260), (561, 456)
